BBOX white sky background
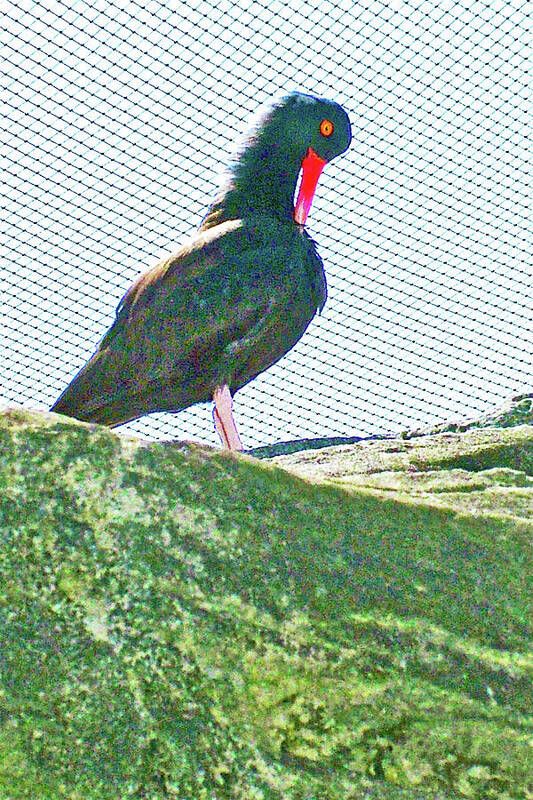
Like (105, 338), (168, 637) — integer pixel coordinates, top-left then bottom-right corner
(2, 0), (531, 447)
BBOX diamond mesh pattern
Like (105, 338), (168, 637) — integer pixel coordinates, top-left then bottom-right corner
(2, 0), (531, 447)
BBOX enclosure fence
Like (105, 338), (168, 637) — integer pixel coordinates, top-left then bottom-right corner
(2, 0), (531, 447)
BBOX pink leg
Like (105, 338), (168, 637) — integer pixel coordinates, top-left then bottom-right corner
(213, 384), (243, 451)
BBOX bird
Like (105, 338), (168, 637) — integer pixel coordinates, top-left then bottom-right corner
(50, 92), (352, 450)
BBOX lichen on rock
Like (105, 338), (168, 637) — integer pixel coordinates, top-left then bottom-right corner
(0, 407), (532, 799)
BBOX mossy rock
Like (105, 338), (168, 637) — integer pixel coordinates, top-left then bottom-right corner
(0, 408), (532, 799)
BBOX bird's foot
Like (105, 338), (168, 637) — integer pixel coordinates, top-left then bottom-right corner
(213, 385), (243, 451)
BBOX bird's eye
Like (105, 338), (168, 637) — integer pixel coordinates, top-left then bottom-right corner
(319, 119), (334, 137)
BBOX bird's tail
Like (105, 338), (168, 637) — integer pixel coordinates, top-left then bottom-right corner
(50, 349), (141, 427)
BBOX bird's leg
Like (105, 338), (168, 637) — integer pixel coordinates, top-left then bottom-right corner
(212, 385), (243, 451)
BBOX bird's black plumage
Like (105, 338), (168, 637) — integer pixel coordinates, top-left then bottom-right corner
(51, 92), (351, 429)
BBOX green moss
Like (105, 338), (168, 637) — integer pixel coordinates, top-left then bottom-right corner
(274, 426), (533, 523)
(0, 409), (531, 799)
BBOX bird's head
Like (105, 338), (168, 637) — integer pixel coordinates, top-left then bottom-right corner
(277, 93), (352, 224)
(273, 92), (352, 164)
(202, 91), (351, 228)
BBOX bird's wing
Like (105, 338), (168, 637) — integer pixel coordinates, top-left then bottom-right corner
(95, 217), (322, 390)
(102, 220), (242, 346)
(100, 219), (281, 359)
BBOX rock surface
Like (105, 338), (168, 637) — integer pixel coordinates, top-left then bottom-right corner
(0, 407), (532, 799)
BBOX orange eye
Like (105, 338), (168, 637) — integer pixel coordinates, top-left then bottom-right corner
(319, 119), (334, 137)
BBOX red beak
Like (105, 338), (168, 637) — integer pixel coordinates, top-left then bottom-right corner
(293, 147), (327, 225)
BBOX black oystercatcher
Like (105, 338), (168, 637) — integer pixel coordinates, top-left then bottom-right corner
(51, 92), (352, 449)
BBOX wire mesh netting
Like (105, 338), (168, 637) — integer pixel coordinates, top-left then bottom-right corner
(2, 0), (531, 448)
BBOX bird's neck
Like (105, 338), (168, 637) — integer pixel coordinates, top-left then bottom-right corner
(200, 143), (301, 230)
